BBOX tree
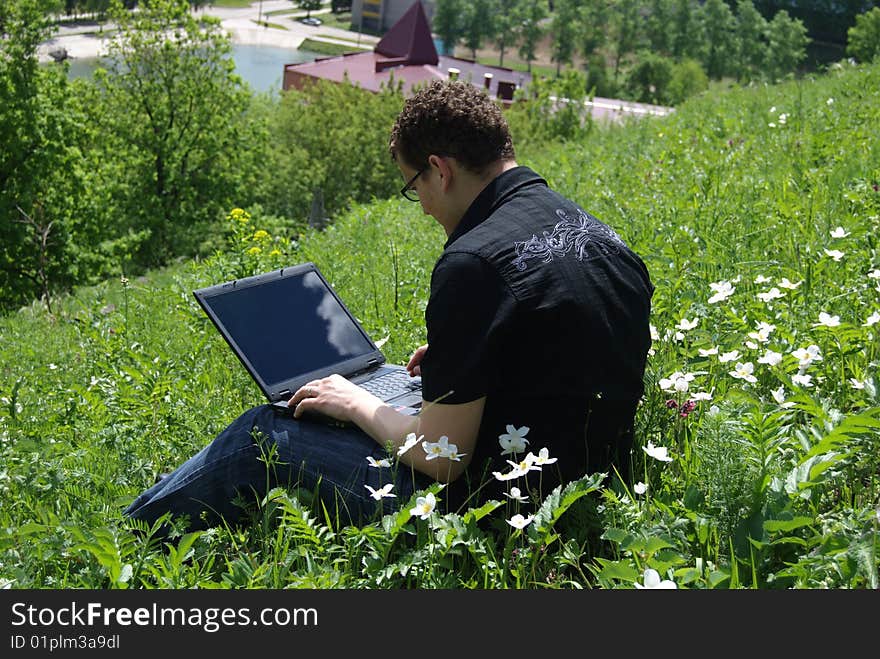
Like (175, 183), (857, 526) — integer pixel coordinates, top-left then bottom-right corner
(0, 0), (91, 310)
(297, 0), (322, 19)
(846, 6), (880, 63)
(697, 0), (737, 79)
(516, 0), (547, 73)
(765, 9), (809, 82)
(610, 0), (641, 82)
(462, 0), (494, 60)
(733, 0), (768, 83)
(94, 0), (259, 264)
(433, 0), (465, 55)
(645, 0), (676, 55)
(550, 0), (579, 77)
(671, 0), (702, 61)
(578, 0), (610, 65)
(493, 0), (521, 67)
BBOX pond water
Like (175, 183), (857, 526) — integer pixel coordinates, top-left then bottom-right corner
(63, 43), (324, 95)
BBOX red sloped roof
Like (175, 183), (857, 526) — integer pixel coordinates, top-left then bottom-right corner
(374, 0), (438, 65)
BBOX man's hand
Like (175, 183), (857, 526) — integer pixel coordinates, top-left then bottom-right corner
(406, 343), (429, 377)
(288, 374), (379, 423)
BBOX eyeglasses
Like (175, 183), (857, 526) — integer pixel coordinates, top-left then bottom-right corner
(400, 168), (425, 202)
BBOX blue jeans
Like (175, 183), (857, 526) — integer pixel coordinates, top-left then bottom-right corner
(123, 404), (431, 533)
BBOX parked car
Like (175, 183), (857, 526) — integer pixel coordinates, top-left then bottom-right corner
(298, 17), (322, 26)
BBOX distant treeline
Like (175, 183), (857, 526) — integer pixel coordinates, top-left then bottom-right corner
(752, 0), (875, 44)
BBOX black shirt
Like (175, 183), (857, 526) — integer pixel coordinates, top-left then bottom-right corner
(419, 166), (654, 511)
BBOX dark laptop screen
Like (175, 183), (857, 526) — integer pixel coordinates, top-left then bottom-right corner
(200, 269), (376, 387)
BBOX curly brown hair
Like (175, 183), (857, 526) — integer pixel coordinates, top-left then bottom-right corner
(389, 80), (515, 173)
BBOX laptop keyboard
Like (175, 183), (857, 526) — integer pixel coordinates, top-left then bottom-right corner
(359, 370), (422, 399)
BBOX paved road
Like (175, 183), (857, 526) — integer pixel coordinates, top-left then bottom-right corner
(38, 1), (379, 63)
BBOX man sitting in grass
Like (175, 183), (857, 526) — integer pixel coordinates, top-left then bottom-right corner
(124, 80), (654, 535)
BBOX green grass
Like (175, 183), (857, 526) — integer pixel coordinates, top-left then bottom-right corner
(299, 37), (370, 56)
(210, 0), (255, 7)
(1, 60), (879, 590)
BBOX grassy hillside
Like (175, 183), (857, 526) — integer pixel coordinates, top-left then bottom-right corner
(1, 60), (878, 589)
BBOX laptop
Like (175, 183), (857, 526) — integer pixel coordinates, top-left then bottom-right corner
(193, 262), (423, 421)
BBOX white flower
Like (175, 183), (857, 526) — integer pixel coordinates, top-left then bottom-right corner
(850, 378), (865, 390)
(507, 514), (534, 530)
(868, 269), (880, 280)
(730, 361), (757, 383)
(398, 433), (422, 457)
(768, 122), (776, 128)
(364, 483), (396, 500)
(826, 97), (834, 105)
(824, 248), (845, 262)
(791, 345), (822, 368)
(791, 373), (813, 388)
(770, 386), (787, 405)
(757, 287), (785, 303)
(633, 481), (648, 495)
(757, 350), (783, 366)
(506, 454), (542, 476)
(410, 492), (436, 519)
(748, 321), (775, 343)
(864, 311), (880, 327)
(659, 371), (695, 392)
(698, 347), (718, 357)
(830, 226), (850, 238)
(708, 280), (735, 304)
(635, 568), (677, 590)
(675, 317), (699, 331)
(498, 425), (530, 455)
(643, 441), (673, 463)
(506, 486), (528, 502)
(366, 456), (392, 468)
(530, 447), (557, 466)
(718, 350), (741, 363)
(815, 312), (841, 327)
(754, 274), (771, 284)
(691, 391), (712, 401)
(423, 436), (458, 461)
(778, 113), (788, 124)
(778, 277), (802, 290)
(48, 363), (57, 370)
(650, 324), (660, 341)
(492, 469), (521, 482)
(745, 340), (759, 350)
(769, 106), (776, 113)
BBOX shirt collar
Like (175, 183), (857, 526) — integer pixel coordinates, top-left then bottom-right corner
(445, 166), (547, 248)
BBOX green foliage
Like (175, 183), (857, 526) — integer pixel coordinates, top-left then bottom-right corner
(255, 77), (404, 226)
(0, 0), (94, 310)
(624, 51), (674, 105)
(666, 57), (709, 105)
(846, 6), (880, 63)
(432, 0), (465, 55)
(92, 0), (264, 266)
(765, 9), (811, 81)
(506, 70), (594, 148)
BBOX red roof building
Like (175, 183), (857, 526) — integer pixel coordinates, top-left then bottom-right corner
(282, 1), (530, 103)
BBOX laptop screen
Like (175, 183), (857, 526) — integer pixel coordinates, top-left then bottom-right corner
(195, 265), (379, 396)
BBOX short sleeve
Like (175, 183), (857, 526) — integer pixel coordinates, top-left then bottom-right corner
(420, 252), (508, 405)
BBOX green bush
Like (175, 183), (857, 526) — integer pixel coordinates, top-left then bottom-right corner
(667, 58), (710, 105)
(847, 6), (880, 63)
(624, 51), (675, 105)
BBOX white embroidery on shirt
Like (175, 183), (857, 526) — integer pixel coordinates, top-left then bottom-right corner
(511, 208), (624, 271)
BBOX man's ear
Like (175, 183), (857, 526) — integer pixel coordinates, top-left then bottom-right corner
(428, 154), (454, 192)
